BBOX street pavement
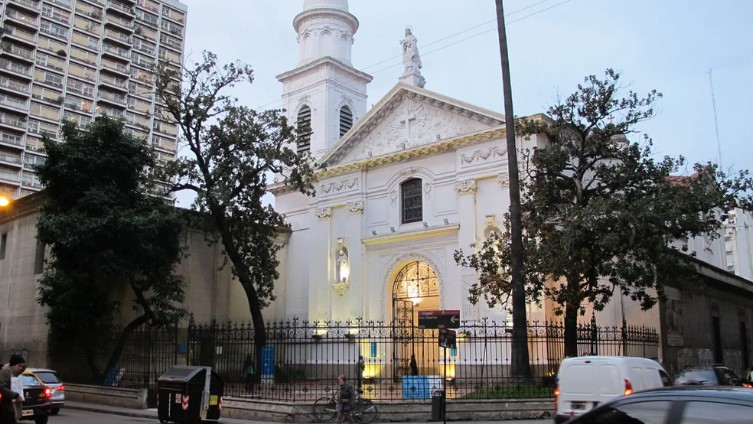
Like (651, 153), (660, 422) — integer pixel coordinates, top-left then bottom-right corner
(65, 400), (552, 423)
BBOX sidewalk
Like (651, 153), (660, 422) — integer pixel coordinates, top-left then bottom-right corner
(65, 400), (552, 423)
(65, 401), (275, 424)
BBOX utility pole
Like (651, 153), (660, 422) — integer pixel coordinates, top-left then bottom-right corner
(494, 0), (531, 379)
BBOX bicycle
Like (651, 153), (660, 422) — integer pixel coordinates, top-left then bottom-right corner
(313, 388), (377, 423)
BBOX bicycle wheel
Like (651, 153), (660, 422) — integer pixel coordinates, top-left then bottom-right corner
(313, 397), (338, 422)
(353, 399), (377, 424)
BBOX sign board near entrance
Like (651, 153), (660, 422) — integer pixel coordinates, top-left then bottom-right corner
(417, 310), (460, 329)
(439, 328), (457, 349)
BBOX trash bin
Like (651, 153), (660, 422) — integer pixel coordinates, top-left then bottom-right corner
(157, 366), (224, 424)
(431, 390), (445, 421)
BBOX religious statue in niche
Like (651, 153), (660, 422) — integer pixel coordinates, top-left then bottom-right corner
(333, 237), (350, 295)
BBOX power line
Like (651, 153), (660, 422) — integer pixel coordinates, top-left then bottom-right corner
(253, 0), (576, 111)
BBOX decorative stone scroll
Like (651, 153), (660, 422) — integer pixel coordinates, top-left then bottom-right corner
(346, 200), (364, 214)
(315, 207), (332, 219)
(321, 177), (358, 194)
(460, 146), (506, 164)
(496, 173), (509, 187)
(454, 179), (477, 194)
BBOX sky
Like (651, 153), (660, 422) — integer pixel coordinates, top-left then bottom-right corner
(176, 0), (753, 192)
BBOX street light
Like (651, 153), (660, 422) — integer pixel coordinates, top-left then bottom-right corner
(0, 195), (10, 207)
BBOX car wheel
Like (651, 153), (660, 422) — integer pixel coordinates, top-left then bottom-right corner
(51, 408), (60, 415)
(34, 415), (48, 424)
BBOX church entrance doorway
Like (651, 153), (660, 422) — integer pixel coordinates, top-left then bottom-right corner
(391, 261), (440, 382)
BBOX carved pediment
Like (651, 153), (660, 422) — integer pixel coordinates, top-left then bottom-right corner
(321, 85), (504, 168)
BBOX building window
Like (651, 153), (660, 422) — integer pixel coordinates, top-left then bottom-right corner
(296, 105), (312, 154)
(401, 178), (422, 224)
(0, 233), (6, 260)
(339, 105), (353, 137)
(34, 242), (45, 274)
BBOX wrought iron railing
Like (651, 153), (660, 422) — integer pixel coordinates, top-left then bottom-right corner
(184, 318), (659, 402)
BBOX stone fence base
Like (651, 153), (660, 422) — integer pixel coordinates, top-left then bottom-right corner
(66, 384), (553, 422)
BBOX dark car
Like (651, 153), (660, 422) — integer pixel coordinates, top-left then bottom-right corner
(674, 365), (747, 387)
(19, 370), (52, 424)
(26, 368), (64, 415)
(565, 386), (753, 424)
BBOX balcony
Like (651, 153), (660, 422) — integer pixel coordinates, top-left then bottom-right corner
(104, 14), (135, 31)
(0, 59), (33, 79)
(0, 42), (35, 63)
(101, 60), (130, 76)
(102, 43), (131, 60)
(0, 152), (23, 167)
(99, 74), (127, 91)
(0, 94), (29, 112)
(2, 25), (38, 46)
(97, 90), (127, 106)
(0, 131), (25, 148)
(5, 8), (41, 29)
(8, 0), (41, 14)
(106, 1), (134, 16)
(104, 29), (132, 46)
(0, 169), (21, 184)
(0, 77), (30, 96)
(0, 113), (27, 131)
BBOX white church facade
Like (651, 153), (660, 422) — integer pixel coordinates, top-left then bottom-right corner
(269, 0), (545, 329)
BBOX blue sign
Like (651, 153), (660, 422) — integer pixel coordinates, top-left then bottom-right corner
(261, 346), (275, 377)
(370, 342), (377, 358)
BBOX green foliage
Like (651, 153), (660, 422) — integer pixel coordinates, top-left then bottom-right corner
(456, 69), (753, 354)
(153, 51), (316, 354)
(35, 117), (187, 349)
(460, 383), (551, 399)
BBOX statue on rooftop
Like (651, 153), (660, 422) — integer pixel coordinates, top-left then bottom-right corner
(401, 27), (422, 73)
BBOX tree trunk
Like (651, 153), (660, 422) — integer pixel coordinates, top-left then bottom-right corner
(495, 0), (531, 381)
(104, 314), (151, 376)
(564, 301), (579, 357)
(85, 345), (102, 383)
(239, 281), (267, 383)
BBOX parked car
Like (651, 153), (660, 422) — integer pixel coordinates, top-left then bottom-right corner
(554, 356), (670, 423)
(564, 386), (753, 424)
(26, 368), (64, 415)
(19, 370), (52, 424)
(674, 364), (749, 387)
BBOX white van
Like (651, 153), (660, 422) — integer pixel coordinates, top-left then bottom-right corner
(554, 356), (671, 423)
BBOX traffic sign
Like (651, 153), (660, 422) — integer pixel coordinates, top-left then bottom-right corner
(418, 310), (460, 329)
(439, 328), (457, 349)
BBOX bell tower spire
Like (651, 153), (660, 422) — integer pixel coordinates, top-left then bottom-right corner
(277, 0), (373, 160)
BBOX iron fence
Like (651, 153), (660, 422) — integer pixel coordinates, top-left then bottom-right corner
(185, 318), (659, 402)
(48, 324), (177, 390)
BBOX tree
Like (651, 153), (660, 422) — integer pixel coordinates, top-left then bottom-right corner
(36, 117), (187, 380)
(153, 52), (316, 373)
(456, 69), (753, 357)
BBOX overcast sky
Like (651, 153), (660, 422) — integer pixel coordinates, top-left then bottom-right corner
(177, 0), (753, 188)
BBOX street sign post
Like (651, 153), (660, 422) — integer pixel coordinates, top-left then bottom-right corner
(438, 328), (456, 349)
(417, 310), (461, 424)
(418, 310), (460, 329)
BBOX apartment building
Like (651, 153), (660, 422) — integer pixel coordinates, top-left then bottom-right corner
(0, 0), (186, 199)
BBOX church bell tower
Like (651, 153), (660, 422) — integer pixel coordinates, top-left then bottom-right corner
(277, 0), (373, 161)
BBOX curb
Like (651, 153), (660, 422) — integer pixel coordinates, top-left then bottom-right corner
(65, 402), (157, 419)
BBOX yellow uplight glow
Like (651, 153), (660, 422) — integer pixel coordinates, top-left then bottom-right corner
(0, 196), (9, 207)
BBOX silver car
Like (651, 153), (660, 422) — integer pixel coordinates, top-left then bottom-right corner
(26, 368), (64, 415)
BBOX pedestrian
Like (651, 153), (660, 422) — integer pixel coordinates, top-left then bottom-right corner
(410, 354), (419, 376)
(242, 354), (255, 392)
(0, 354), (27, 424)
(747, 366), (753, 382)
(336, 374), (355, 424)
(356, 355), (365, 389)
